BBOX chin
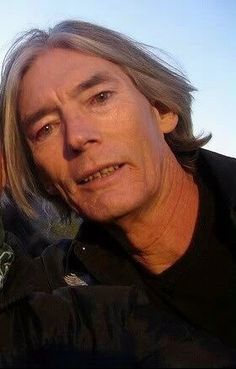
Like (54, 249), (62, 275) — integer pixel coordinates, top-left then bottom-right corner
(75, 189), (147, 223)
(81, 199), (140, 224)
(82, 208), (121, 223)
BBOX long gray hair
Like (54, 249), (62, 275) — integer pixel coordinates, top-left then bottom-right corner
(0, 20), (211, 217)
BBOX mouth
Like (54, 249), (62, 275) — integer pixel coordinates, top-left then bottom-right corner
(79, 164), (124, 185)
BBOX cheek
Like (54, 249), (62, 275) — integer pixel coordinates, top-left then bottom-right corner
(30, 139), (61, 174)
(119, 99), (163, 144)
(138, 137), (165, 197)
(31, 148), (64, 186)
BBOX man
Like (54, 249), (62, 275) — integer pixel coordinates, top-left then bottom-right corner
(0, 19), (236, 361)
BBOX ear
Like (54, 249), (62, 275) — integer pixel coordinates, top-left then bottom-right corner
(153, 106), (178, 133)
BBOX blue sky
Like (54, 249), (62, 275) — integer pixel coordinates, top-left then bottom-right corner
(0, 0), (235, 156)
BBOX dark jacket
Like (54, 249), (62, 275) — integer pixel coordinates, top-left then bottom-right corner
(0, 149), (236, 367)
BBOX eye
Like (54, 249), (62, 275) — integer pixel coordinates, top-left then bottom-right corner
(91, 91), (112, 105)
(34, 123), (55, 142)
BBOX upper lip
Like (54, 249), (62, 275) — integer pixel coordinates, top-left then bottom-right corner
(78, 163), (123, 184)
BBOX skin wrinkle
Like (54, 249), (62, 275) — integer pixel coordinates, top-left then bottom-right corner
(117, 146), (199, 273)
(133, 173), (199, 273)
(18, 48), (199, 274)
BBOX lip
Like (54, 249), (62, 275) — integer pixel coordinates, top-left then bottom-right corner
(78, 163), (125, 188)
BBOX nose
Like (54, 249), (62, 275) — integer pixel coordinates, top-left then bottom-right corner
(64, 115), (102, 155)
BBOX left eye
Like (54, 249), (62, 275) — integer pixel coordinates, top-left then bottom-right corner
(91, 91), (112, 104)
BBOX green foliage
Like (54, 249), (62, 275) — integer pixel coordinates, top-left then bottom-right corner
(49, 218), (81, 239)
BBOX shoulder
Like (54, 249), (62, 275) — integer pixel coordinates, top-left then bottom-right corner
(198, 149), (236, 208)
(0, 237), (72, 311)
(199, 149), (236, 172)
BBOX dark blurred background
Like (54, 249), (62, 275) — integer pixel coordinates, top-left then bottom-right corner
(1, 192), (80, 257)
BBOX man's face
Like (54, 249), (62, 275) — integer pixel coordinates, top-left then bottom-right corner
(18, 48), (177, 222)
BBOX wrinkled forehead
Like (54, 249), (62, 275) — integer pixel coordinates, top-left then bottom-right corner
(17, 47), (136, 121)
(20, 47), (130, 89)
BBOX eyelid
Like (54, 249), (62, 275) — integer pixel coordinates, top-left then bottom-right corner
(38, 113), (60, 125)
(90, 90), (113, 105)
(30, 120), (60, 143)
(24, 112), (58, 133)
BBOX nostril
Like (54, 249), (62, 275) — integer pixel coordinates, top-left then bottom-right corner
(65, 126), (101, 152)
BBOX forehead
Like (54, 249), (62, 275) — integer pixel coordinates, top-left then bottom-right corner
(20, 48), (129, 93)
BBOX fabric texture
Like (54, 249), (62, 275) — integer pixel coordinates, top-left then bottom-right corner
(0, 217), (14, 289)
(0, 243), (14, 289)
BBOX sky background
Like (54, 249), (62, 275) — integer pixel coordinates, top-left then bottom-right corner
(0, 0), (235, 157)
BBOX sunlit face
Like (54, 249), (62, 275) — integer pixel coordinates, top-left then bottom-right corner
(18, 48), (177, 222)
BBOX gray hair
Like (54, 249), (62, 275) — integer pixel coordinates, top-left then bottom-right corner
(0, 20), (211, 217)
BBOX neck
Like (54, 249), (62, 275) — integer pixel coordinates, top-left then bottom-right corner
(115, 152), (199, 274)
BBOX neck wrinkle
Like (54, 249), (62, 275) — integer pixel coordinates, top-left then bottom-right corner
(115, 152), (199, 274)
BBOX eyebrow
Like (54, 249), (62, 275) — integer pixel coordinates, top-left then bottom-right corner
(21, 107), (58, 129)
(21, 72), (117, 128)
(72, 72), (115, 96)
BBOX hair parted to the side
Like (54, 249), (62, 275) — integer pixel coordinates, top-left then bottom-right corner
(0, 20), (211, 217)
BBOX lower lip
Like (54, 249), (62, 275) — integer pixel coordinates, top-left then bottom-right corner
(78, 165), (126, 190)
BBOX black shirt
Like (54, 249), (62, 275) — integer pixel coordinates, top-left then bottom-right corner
(142, 179), (236, 348)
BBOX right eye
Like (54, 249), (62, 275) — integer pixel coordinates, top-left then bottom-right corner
(34, 122), (59, 142)
(35, 124), (53, 141)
